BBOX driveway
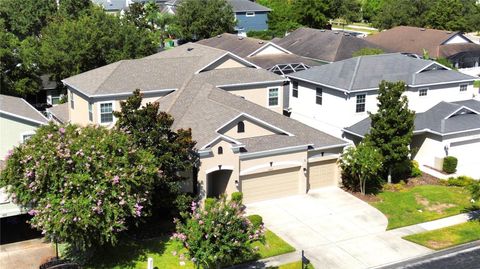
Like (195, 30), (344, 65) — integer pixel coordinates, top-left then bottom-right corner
(246, 187), (432, 269)
(0, 238), (55, 269)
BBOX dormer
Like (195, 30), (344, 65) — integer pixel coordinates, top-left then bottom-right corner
(216, 113), (293, 139)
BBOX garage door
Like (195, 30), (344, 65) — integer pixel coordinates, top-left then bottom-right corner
(449, 139), (480, 178)
(241, 167), (299, 203)
(308, 159), (338, 190)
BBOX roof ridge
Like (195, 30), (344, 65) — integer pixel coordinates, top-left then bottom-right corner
(93, 60), (125, 94)
(348, 56), (362, 91)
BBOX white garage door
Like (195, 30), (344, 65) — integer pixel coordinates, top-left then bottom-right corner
(241, 167), (300, 204)
(308, 159), (339, 190)
(449, 139), (480, 178)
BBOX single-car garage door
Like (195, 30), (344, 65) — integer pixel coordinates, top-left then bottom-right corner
(241, 167), (300, 203)
(449, 138), (480, 178)
(308, 159), (339, 190)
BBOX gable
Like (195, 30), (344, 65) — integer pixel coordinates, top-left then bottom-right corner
(217, 114), (292, 140)
(248, 43), (291, 57)
(198, 53), (258, 72)
(443, 34), (472, 45)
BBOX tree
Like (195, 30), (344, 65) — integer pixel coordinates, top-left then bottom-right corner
(257, 0), (302, 36)
(39, 7), (158, 82)
(352, 47), (384, 57)
(0, 123), (158, 250)
(113, 90), (197, 208)
(365, 81), (415, 183)
(172, 196), (265, 268)
(362, 0), (383, 22)
(339, 143), (383, 195)
(371, 0), (420, 30)
(327, 0), (362, 24)
(293, 0), (329, 29)
(423, 0), (477, 32)
(145, 2), (177, 47)
(174, 0), (235, 41)
(58, 0), (92, 19)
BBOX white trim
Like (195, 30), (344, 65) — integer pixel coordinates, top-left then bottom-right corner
(267, 86), (280, 108)
(62, 81), (176, 99)
(20, 131), (36, 143)
(311, 143), (350, 151)
(409, 79), (475, 88)
(216, 79), (287, 89)
(240, 161), (302, 176)
(215, 113), (294, 136)
(98, 101), (115, 125)
(195, 52), (261, 74)
(200, 134), (244, 150)
(342, 128), (365, 139)
(415, 62), (451, 74)
(247, 42), (293, 57)
(307, 154), (340, 162)
(20, 99), (50, 123)
(239, 144), (311, 160)
(205, 165), (235, 174)
(287, 76), (350, 93)
(442, 33), (473, 45)
(0, 111), (47, 126)
(443, 106), (479, 120)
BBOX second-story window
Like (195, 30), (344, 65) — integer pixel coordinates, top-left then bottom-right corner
(292, 81), (298, 98)
(316, 87), (323, 105)
(88, 103), (93, 122)
(70, 92), (74, 109)
(419, 88), (428, 96)
(217, 146), (223, 155)
(356, 94), (366, 113)
(100, 103), (113, 123)
(237, 121), (245, 133)
(459, 84), (467, 92)
(269, 88), (279, 106)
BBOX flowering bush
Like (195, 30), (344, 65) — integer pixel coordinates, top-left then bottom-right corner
(0, 123), (158, 249)
(172, 196), (265, 268)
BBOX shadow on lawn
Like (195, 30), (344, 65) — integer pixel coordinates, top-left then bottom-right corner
(463, 205), (480, 220)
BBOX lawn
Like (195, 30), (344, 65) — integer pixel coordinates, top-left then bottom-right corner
(370, 185), (479, 229)
(268, 261), (315, 269)
(474, 80), (480, 88)
(403, 221), (480, 250)
(83, 229), (294, 269)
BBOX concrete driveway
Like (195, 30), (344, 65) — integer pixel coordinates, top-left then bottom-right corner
(246, 187), (432, 269)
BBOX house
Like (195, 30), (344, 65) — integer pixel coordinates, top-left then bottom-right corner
(157, 80), (348, 203)
(46, 103), (69, 124)
(0, 95), (49, 160)
(286, 53), (478, 137)
(366, 26), (480, 77)
(273, 27), (386, 64)
(62, 43), (288, 126)
(197, 33), (323, 76)
(162, 0), (270, 35)
(92, 0), (167, 13)
(344, 100), (480, 178)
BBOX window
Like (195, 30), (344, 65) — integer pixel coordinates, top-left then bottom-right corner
(88, 103), (93, 122)
(316, 87), (322, 105)
(22, 134), (34, 142)
(292, 81), (298, 98)
(268, 88), (279, 106)
(100, 103), (113, 123)
(246, 12), (255, 17)
(237, 121), (245, 133)
(356, 94), (366, 113)
(419, 88), (428, 96)
(460, 84), (467, 92)
(70, 92), (74, 109)
(217, 146), (223, 155)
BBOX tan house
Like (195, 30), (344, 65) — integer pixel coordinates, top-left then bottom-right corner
(62, 43), (288, 126)
(0, 95), (49, 160)
(158, 81), (348, 203)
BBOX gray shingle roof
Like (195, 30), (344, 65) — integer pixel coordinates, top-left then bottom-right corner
(197, 33), (266, 58)
(228, 0), (270, 12)
(345, 100), (480, 137)
(47, 103), (69, 124)
(248, 54), (324, 70)
(193, 67), (287, 86)
(159, 82), (346, 152)
(274, 28), (385, 62)
(288, 53), (476, 92)
(0, 95), (49, 125)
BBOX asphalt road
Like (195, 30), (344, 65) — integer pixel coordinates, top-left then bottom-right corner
(377, 241), (480, 269)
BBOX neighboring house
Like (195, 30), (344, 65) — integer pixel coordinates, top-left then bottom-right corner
(46, 103), (69, 124)
(366, 26), (480, 77)
(163, 0), (270, 35)
(286, 53), (478, 137)
(92, 0), (167, 13)
(273, 27), (386, 64)
(157, 80), (348, 203)
(197, 33), (323, 76)
(0, 95), (49, 160)
(62, 43), (288, 126)
(344, 100), (480, 179)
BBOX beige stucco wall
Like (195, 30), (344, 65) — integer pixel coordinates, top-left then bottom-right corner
(68, 90), (91, 126)
(0, 116), (39, 159)
(223, 119), (275, 139)
(226, 85), (284, 114)
(211, 58), (248, 69)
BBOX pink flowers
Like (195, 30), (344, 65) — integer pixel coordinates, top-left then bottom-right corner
(28, 209), (38, 216)
(112, 175), (120, 185)
(59, 127), (65, 134)
(47, 134), (53, 139)
(171, 232), (187, 242)
(134, 203), (143, 217)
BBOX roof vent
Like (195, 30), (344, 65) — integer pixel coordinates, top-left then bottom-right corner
(238, 36), (244, 40)
(334, 31), (339, 34)
(420, 28), (426, 31)
(187, 47), (194, 51)
(258, 41), (264, 44)
(320, 29), (325, 32)
(217, 35), (222, 38)
(344, 33), (350, 36)
(446, 31), (452, 34)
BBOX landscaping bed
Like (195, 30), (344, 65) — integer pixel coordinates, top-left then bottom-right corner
(403, 221), (480, 250)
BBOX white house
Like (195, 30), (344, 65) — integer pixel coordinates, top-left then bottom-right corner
(286, 53), (478, 137)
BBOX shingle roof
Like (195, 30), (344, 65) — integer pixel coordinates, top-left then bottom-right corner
(0, 95), (49, 125)
(248, 54), (324, 70)
(197, 33), (266, 58)
(438, 43), (480, 58)
(365, 26), (476, 58)
(288, 53), (476, 92)
(345, 100), (480, 137)
(228, 0), (270, 12)
(47, 103), (69, 124)
(274, 28), (385, 62)
(193, 67), (287, 86)
(159, 82), (346, 152)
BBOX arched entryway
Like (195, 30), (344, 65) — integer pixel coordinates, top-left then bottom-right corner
(206, 169), (233, 198)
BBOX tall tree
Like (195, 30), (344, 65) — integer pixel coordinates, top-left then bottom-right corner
(293, 0), (329, 29)
(58, 0), (92, 19)
(174, 0), (235, 41)
(361, 0), (383, 22)
(365, 81), (415, 183)
(39, 7), (158, 82)
(257, 0), (301, 35)
(327, 0), (362, 24)
(372, 0), (419, 30)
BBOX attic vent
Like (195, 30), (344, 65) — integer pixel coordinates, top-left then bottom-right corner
(334, 31), (339, 34)
(420, 28), (426, 31)
(187, 47), (194, 51)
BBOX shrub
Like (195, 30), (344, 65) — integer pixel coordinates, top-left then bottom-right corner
(391, 159), (413, 181)
(204, 198), (216, 210)
(383, 181), (407, 192)
(247, 214), (263, 229)
(443, 156), (458, 174)
(411, 160), (422, 177)
(173, 197), (265, 268)
(446, 176), (476, 187)
(231, 192), (243, 203)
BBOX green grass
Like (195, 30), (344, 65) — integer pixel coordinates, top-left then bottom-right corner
(370, 185), (479, 229)
(403, 221), (480, 250)
(268, 261), (315, 269)
(474, 80), (480, 88)
(83, 229), (294, 269)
